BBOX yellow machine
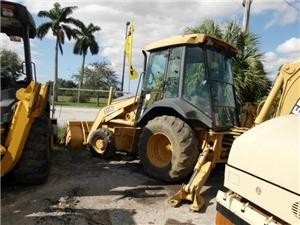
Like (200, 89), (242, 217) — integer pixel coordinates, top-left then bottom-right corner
(1, 1), (52, 184)
(215, 60), (300, 224)
(64, 33), (255, 210)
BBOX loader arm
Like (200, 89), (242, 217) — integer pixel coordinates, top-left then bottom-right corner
(63, 94), (140, 149)
(1, 81), (49, 176)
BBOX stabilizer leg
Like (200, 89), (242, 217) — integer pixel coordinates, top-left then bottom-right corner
(168, 144), (213, 211)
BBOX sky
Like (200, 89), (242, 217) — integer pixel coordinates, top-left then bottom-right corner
(1, 0), (300, 92)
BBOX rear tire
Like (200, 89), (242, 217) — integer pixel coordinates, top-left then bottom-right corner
(13, 116), (51, 185)
(138, 116), (199, 182)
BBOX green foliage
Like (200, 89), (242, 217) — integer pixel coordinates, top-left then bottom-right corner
(184, 20), (271, 105)
(37, 2), (81, 102)
(75, 61), (120, 91)
(73, 22), (100, 56)
(73, 21), (101, 100)
(56, 95), (107, 108)
(0, 49), (22, 79)
(57, 78), (76, 88)
(37, 2), (80, 54)
(56, 78), (76, 96)
(185, 63), (205, 90)
(69, 94), (89, 103)
(184, 19), (223, 39)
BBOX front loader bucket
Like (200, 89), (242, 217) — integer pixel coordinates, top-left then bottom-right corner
(63, 120), (94, 149)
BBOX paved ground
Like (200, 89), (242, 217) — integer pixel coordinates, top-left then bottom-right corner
(1, 106), (224, 225)
(1, 149), (225, 225)
(54, 106), (99, 128)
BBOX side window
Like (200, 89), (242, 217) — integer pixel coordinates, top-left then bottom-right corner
(165, 47), (182, 98)
(183, 46), (211, 115)
(207, 49), (237, 128)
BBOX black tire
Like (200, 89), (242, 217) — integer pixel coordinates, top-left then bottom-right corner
(138, 115), (199, 182)
(88, 128), (115, 159)
(13, 116), (51, 185)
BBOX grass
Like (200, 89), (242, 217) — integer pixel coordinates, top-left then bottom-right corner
(57, 126), (66, 140)
(56, 95), (108, 108)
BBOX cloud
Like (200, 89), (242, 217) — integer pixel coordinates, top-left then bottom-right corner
(276, 37), (300, 54)
(66, 1), (243, 88)
(6, 0), (299, 90)
(263, 37), (300, 80)
(0, 34), (24, 60)
(252, 0), (300, 28)
(263, 52), (285, 77)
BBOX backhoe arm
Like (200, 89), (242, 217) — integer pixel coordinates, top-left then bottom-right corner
(168, 127), (247, 211)
(255, 60), (300, 124)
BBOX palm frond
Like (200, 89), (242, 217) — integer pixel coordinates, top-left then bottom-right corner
(89, 40), (99, 55)
(64, 17), (82, 27)
(184, 19), (223, 39)
(61, 24), (77, 40)
(185, 19), (271, 104)
(36, 22), (52, 39)
(37, 10), (51, 18)
(73, 39), (84, 55)
(73, 22), (100, 56)
(59, 6), (78, 21)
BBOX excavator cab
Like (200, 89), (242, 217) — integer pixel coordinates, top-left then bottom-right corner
(138, 34), (239, 131)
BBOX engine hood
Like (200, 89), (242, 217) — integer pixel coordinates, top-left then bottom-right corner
(228, 114), (300, 194)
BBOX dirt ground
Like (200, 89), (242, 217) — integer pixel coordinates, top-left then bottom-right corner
(1, 147), (225, 225)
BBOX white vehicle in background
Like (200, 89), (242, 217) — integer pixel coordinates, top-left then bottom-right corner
(215, 60), (300, 225)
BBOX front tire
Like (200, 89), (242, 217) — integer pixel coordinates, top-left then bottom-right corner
(138, 116), (199, 182)
(13, 116), (51, 185)
(88, 128), (115, 159)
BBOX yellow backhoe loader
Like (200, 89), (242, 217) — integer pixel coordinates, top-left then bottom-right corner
(1, 1), (52, 185)
(63, 33), (252, 210)
(215, 61), (300, 224)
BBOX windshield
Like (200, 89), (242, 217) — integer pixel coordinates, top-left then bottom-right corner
(142, 50), (168, 106)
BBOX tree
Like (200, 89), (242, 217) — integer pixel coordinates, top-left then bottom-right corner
(73, 21), (101, 102)
(0, 49), (22, 79)
(83, 61), (119, 90)
(185, 19), (223, 39)
(223, 21), (271, 104)
(36, 2), (80, 116)
(184, 19), (270, 105)
(57, 78), (77, 89)
(73, 61), (120, 90)
(72, 61), (119, 105)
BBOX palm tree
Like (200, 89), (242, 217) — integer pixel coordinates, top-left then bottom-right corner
(36, 2), (80, 117)
(185, 19), (223, 39)
(73, 22), (100, 102)
(184, 19), (270, 105)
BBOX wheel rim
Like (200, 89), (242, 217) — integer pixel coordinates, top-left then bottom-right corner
(147, 132), (172, 168)
(93, 138), (107, 154)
